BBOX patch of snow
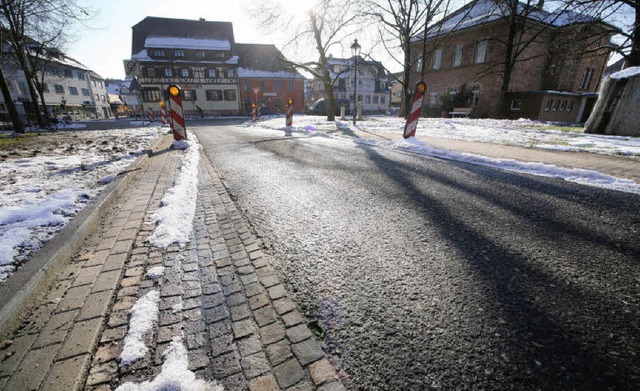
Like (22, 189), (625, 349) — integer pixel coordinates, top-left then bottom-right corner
(98, 174), (117, 185)
(610, 66), (640, 80)
(115, 336), (223, 391)
(145, 36), (230, 51)
(119, 290), (161, 366)
(145, 266), (165, 279)
(147, 136), (201, 248)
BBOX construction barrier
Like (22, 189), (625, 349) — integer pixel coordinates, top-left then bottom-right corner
(286, 98), (294, 127)
(403, 81), (427, 139)
(167, 85), (187, 140)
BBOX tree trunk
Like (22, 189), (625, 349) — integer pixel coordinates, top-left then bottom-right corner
(0, 67), (24, 133)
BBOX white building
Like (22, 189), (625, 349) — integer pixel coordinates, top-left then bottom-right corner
(0, 44), (112, 121)
(311, 55), (391, 114)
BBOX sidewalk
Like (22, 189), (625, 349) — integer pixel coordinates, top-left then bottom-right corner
(0, 133), (345, 390)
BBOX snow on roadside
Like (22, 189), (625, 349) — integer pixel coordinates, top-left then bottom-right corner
(249, 116), (640, 195)
(147, 136), (201, 248)
(116, 336), (223, 391)
(119, 290), (161, 366)
(145, 266), (165, 279)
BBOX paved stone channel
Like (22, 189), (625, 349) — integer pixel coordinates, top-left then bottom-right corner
(0, 136), (344, 390)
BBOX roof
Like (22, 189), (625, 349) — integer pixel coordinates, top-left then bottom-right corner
(417, 0), (610, 41)
(131, 17), (235, 55)
(236, 43), (304, 79)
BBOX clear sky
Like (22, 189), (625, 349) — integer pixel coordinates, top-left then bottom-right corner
(67, 0), (383, 80)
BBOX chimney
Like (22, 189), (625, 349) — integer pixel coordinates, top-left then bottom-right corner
(536, 0), (544, 10)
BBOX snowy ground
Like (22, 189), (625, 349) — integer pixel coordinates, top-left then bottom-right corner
(1, 116), (639, 283)
(0, 126), (160, 282)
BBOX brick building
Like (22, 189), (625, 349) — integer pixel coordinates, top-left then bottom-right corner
(411, 0), (615, 122)
(236, 44), (305, 115)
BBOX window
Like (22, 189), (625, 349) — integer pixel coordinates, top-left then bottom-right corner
(182, 90), (196, 101)
(559, 100), (567, 111)
(448, 87), (458, 96)
(226, 69), (236, 78)
(54, 84), (64, 94)
(207, 69), (217, 78)
(566, 100), (574, 112)
(206, 89), (222, 101)
(373, 96), (379, 104)
(428, 92), (438, 108)
(381, 96), (386, 104)
(101, 95), (107, 102)
(475, 40), (488, 64)
(180, 68), (190, 78)
(553, 100), (560, 111)
(510, 99), (523, 111)
(146, 67), (156, 77)
(365, 95), (371, 104)
(164, 68), (174, 77)
(195, 50), (205, 58)
(579, 67), (595, 90)
(274, 81), (282, 91)
(224, 89), (236, 101)
(416, 57), (423, 72)
(545, 99), (553, 111)
(69, 86), (78, 95)
(153, 49), (165, 57)
(76, 71), (84, 80)
(215, 51), (226, 59)
(95, 94), (100, 101)
(64, 69), (73, 78)
(288, 81), (295, 90)
(243, 80), (250, 91)
(433, 49), (442, 70)
(81, 88), (90, 96)
(452, 45), (463, 67)
(175, 49), (185, 57)
(142, 88), (161, 102)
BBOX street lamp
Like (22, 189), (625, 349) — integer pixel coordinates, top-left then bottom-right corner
(350, 38), (361, 126)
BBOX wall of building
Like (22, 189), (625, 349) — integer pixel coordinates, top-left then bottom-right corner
(238, 78), (305, 115)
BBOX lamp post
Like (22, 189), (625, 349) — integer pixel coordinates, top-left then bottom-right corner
(350, 38), (361, 126)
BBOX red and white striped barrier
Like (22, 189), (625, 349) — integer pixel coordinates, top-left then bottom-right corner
(286, 98), (294, 127)
(159, 102), (168, 126)
(403, 81), (427, 139)
(167, 85), (187, 140)
(147, 108), (154, 124)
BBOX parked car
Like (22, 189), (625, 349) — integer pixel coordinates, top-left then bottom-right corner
(306, 98), (352, 116)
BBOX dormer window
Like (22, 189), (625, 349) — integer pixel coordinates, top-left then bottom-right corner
(175, 49), (185, 58)
(195, 51), (206, 58)
(153, 49), (165, 57)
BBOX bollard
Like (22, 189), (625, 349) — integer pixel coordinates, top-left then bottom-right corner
(147, 108), (154, 124)
(340, 105), (346, 120)
(159, 101), (168, 126)
(252, 103), (257, 122)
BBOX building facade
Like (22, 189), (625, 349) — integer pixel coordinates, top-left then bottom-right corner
(0, 45), (112, 121)
(311, 55), (391, 114)
(127, 17), (240, 116)
(410, 0), (614, 122)
(236, 44), (305, 115)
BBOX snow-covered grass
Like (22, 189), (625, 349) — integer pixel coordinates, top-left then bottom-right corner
(248, 115), (640, 195)
(147, 137), (201, 249)
(0, 127), (160, 282)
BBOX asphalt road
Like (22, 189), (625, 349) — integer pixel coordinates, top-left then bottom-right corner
(194, 122), (640, 391)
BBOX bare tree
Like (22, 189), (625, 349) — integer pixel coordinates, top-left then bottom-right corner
(249, 0), (362, 121)
(0, 0), (91, 128)
(364, 0), (459, 117)
(564, 0), (638, 66)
